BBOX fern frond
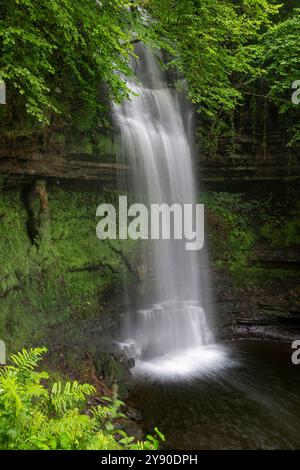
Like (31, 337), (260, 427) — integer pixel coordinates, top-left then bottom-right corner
(85, 431), (121, 450)
(47, 409), (92, 443)
(0, 374), (24, 414)
(91, 404), (111, 422)
(49, 381), (95, 417)
(10, 348), (47, 380)
(26, 382), (48, 399)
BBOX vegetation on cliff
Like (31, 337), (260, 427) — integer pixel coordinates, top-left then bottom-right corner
(0, 1), (299, 452)
(0, 186), (139, 352)
(204, 190), (300, 281)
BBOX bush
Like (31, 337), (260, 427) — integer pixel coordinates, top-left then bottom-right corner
(0, 347), (163, 450)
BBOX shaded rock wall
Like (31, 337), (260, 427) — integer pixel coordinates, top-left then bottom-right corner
(0, 184), (139, 353)
(197, 98), (300, 183)
(1, 97), (299, 187)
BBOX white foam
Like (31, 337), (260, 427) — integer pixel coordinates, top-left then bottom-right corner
(132, 344), (231, 381)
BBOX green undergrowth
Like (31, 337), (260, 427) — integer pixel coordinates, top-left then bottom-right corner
(1, 186), (298, 350)
(0, 347), (164, 450)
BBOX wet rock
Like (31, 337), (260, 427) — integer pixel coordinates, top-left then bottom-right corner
(94, 352), (128, 382)
(127, 358), (135, 369)
(93, 350), (133, 399)
(223, 322), (300, 343)
(110, 341), (137, 371)
(116, 418), (144, 441)
(111, 341), (137, 361)
(126, 406), (143, 422)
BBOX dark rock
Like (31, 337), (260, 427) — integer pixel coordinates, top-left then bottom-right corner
(93, 350), (133, 399)
(236, 317), (280, 326)
(127, 358), (135, 369)
(94, 352), (129, 383)
(116, 418), (144, 441)
(126, 406), (143, 422)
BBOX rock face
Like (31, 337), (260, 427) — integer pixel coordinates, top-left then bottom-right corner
(93, 352), (132, 399)
(1, 146), (298, 186)
(0, 122), (129, 186)
(0, 94), (299, 385)
(0, 184), (142, 356)
(197, 95), (300, 183)
(0, 145), (128, 186)
(215, 268), (300, 343)
(1, 99), (299, 187)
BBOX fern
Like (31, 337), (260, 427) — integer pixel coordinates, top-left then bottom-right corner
(0, 374), (24, 414)
(49, 381), (95, 417)
(0, 347), (164, 450)
(10, 347), (47, 380)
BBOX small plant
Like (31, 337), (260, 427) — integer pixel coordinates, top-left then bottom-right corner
(0, 347), (164, 450)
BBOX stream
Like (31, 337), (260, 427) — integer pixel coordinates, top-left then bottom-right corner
(128, 341), (300, 450)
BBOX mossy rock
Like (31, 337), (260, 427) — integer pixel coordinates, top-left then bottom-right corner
(93, 352), (131, 399)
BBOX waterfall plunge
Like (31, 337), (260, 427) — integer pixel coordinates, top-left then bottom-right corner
(114, 46), (224, 379)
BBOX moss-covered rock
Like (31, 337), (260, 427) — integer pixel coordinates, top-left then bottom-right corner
(0, 185), (139, 352)
(203, 190), (300, 283)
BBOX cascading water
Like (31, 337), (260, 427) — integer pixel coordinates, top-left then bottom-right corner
(114, 45), (226, 379)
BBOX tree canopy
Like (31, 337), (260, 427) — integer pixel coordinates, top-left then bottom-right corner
(141, 0), (280, 119)
(0, 0), (135, 125)
(0, 0), (299, 143)
(260, 7), (300, 144)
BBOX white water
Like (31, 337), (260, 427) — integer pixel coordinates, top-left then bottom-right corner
(114, 45), (223, 378)
(134, 345), (231, 381)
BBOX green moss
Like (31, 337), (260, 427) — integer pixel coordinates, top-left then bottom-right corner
(66, 134), (115, 159)
(203, 191), (300, 285)
(202, 192), (256, 272)
(67, 137), (94, 155)
(260, 202), (300, 247)
(0, 186), (138, 353)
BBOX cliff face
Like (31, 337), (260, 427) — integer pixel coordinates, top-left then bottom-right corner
(0, 129), (127, 187)
(0, 97), (299, 187)
(0, 98), (299, 378)
(0, 184), (143, 352)
(197, 99), (300, 183)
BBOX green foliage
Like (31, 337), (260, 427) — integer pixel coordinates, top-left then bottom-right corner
(141, 0), (279, 120)
(261, 7), (300, 108)
(0, 0), (298, 148)
(204, 190), (300, 282)
(49, 381), (95, 418)
(0, 0), (136, 125)
(0, 0), (282, 134)
(0, 347), (163, 450)
(260, 7), (300, 144)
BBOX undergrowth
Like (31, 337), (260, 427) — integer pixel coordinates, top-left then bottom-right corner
(0, 347), (164, 450)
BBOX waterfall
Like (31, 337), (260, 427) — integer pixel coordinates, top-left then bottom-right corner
(113, 45), (221, 379)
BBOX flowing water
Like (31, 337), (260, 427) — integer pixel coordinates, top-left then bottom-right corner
(129, 341), (300, 449)
(112, 46), (300, 449)
(114, 45), (222, 376)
